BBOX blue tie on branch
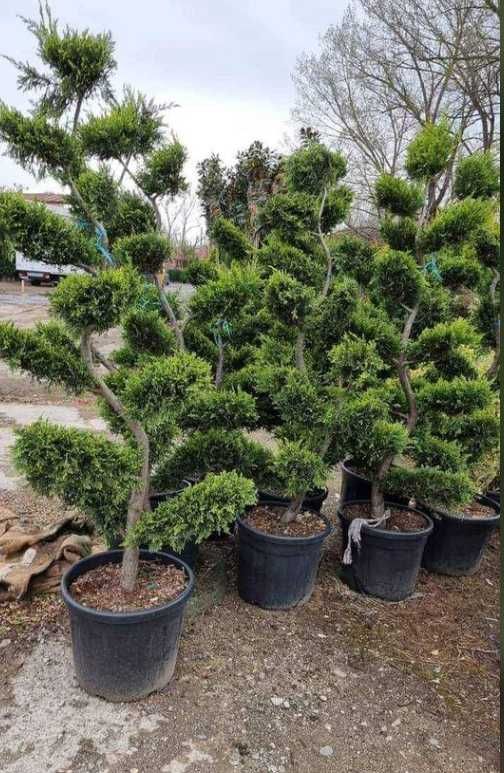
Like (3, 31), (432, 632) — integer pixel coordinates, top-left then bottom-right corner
(94, 222), (114, 265)
(76, 218), (114, 265)
(422, 255), (442, 282)
(212, 319), (232, 345)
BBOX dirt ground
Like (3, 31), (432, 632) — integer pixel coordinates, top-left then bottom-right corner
(0, 281), (500, 773)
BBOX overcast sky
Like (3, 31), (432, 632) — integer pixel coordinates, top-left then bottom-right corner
(0, 0), (346, 194)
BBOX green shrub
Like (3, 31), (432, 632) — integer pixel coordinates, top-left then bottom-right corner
(0, 192), (99, 268)
(375, 174), (423, 216)
(420, 198), (491, 252)
(211, 216), (251, 263)
(0, 320), (93, 393)
(14, 420), (139, 546)
(329, 235), (375, 285)
(285, 143), (346, 195)
(153, 429), (273, 490)
(405, 120), (455, 180)
(454, 152), (499, 200)
(138, 141), (187, 198)
(50, 266), (142, 332)
(183, 258), (219, 285)
(129, 471), (257, 551)
(380, 216), (417, 252)
(113, 232), (171, 274)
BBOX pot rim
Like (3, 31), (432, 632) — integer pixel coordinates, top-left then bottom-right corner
(61, 549), (195, 624)
(426, 493), (500, 523)
(238, 502), (333, 544)
(340, 461), (369, 482)
(149, 480), (191, 502)
(258, 487), (329, 500)
(338, 499), (434, 539)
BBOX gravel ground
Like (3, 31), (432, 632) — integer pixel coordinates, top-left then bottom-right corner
(0, 281), (500, 772)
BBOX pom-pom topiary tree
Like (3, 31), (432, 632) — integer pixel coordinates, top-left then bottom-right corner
(328, 123), (499, 518)
(247, 139), (354, 522)
(0, 5), (259, 594)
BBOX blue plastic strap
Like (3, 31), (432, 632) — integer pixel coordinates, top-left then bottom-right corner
(422, 255), (442, 282)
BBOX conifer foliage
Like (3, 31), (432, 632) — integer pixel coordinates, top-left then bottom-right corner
(0, 5), (258, 592)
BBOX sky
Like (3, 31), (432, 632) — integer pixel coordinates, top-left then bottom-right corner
(0, 0), (346, 195)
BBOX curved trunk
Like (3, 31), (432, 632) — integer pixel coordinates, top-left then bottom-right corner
(370, 303), (419, 519)
(215, 333), (225, 388)
(81, 327), (151, 592)
(282, 494), (304, 524)
(153, 274), (186, 351)
(317, 187), (333, 300)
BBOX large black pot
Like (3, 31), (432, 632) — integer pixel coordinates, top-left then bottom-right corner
(61, 549), (194, 702)
(340, 463), (372, 504)
(421, 494), (500, 576)
(148, 487), (198, 569)
(338, 500), (433, 601)
(340, 463), (407, 507)
(237, 503), (332, 610)
(257, 488), (328, 513)
(484, 490), (500, 508)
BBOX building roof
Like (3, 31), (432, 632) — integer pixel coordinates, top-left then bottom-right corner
(23, 192), (68, 205)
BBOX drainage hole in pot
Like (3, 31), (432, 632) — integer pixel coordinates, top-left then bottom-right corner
(343, 503), (427, 532)
(70, 560), (188, 613)
(246, 505), (326, 537)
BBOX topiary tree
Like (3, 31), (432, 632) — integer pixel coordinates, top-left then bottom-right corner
(0, 5), (259, 593)
(327, 123), (499, 517)
(243, 139), (354, 522)
(0, 4), (193, 351)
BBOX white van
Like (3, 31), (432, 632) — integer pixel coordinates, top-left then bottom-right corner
(15, 252), (84, 285)
(15, 193), (84, 285)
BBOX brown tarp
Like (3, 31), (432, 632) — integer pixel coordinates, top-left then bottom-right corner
(0, 511), (92, 601)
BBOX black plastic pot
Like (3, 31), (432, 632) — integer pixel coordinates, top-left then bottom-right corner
(257, 488), (329, 513)
(340, 463), (407, 507)
(237, 503), (332, 610)
(148, 488), (199, 569)
(485, 490), (500, 508)
(421, 494), (500, 576)
(340, 463), (372, 504)
(61, 549), (194, 702)
(338, 500), (433, 601)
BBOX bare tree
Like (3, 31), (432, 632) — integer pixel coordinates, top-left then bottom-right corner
(293, 0), (500, 217)
(162, 188), (205, 264)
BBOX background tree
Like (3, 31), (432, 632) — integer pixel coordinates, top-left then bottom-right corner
(197, 141), (282, 241)
(293, 0), (500, 221)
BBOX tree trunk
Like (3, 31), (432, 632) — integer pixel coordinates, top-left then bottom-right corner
(370, 480), (385, 519)
(80, 328), (151, 592)
(282, 494), (304, 524)
(215, 333), (225, 387)
(370, 303), (419, 519)
(317, 187), (333, 300)
(153, 273), (186, 350)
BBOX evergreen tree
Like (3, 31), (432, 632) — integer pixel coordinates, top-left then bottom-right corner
(0, 5), (258, 592)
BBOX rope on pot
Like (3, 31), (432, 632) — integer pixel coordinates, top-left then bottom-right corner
(342, 509), (391, 565)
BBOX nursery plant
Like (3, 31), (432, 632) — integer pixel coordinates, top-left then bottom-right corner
(326, 123), (500, 594)
(0, 4), (259, 701)
(233, 138), (354, 608)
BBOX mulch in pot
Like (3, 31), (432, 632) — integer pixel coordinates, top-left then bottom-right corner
(70, 559), (188, 613)
(457, 500), (497, 518)
(245, 505), (326, 537)
(343, 502), (427, 532)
